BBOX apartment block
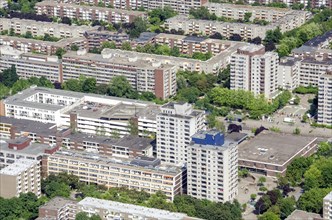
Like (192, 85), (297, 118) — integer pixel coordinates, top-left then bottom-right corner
(0, 136), (59, 169)
(0, 18), (95, 38)
(62, 49), (177, 99)
(278, 57), (300, 90)
(0, 46), (62, 82)
(0, 116), (154, 158)
(299, 57), (332, 87)
(318, 71), (332, 126)
(0, 36), (87, 55)
(35, 1), (147, 23)
(324, 191), (332, 220)
(38, 197), (77, 220)
(47, 150), (186, 201)
(230, 45), (279, 98)
(77, 197), (197, 220)
(54, 0), (208, 14)
(3, 86), (160, 137)
(165, 15), (274, 40)
(154, 34), (232, 56)
(157, 102), (205, 165)
(84, 29), (129, 49)
(311, 0), (332, 8)
(206, 3), (310, 32)
(187, 130), (238, 203)
(0, 159), (41, 198)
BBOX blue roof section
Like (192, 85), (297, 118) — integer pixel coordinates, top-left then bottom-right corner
(183, 36), (206, 43)
(192, 130), (225, 146)
(304, 30), (332, 47)
(134, 32), (159, 43)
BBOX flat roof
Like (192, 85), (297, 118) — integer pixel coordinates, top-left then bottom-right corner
(0, 140), (54, 156)
(4, 86), (154, 112)
(78, 197), (189, 220)
(39, 197), (77, 211)
(0, 117), (57, 135)
(0, 159), (38, 176)
(52, 149), (183, 175)
(67, 133), (153, 150)
(285, 210), (322, 220)
(238, 131), (317, 166)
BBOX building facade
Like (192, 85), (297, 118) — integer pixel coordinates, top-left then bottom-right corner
(35, 1), (147, 23)
(0, 18), (95, 38)
(318, 71), (332, 126)
(230, 45), (279, 98)
(2, 87), (160, 137)
(38, 197), (77, 220)
(278, 57), (300, 90)
(156, 102), (205, 165)
(187, 130), (238, 203)
(62, 49), (177, 99)
(77, 197), (196, 220)
(324, 191), (332, 220)
(53, 0), (208, 14)
(0, 159), (41, 198)
(47, 150), (185, 201)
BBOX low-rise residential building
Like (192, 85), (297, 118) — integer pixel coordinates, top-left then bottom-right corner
(0, 46), (62, 82)
(54, 0), (208, 14)
(165, 15), (274, 40)
(230, 45), (279, 98)
(77, 197), (198, 220)
(0, 136), (59, 169)
(47, 150), (186, 201)
(2, 86), (160, 137)
(0, 159), (41, 198)
(38, 197), (77, 220)
(311, 0), (332, 9)
(324, 191), (332, 220)
(154, 34), (232, 55)
(35, 1), (147, 23)
(238, 131), (318, 176)
(285, 210), (322, 220)
(62, 49), (177, 99)
(157, 102), (205, 165)
(318, 71), (332, 126)
(84, 29), (129, 49)
(0, 18), (96, 38)
(278, 57), (300, 90)
(0, 36), (87, 55)
(187, 130), (238, 203)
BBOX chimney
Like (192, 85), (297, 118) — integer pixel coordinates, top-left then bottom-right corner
(9, 126), (17, 139)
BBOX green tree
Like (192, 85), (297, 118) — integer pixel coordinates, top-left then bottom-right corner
(11, 79), (30, 94)
(24, 31), (33, 39)
(176, 87), (200, 103)
(62, 79), (82, 92)
(38, 76), (54, 88)
(102, 41), (117, 49)
(121, 41), (132, 51)
(297, 188), (332, 213)
(128, 18), (147, 38)
(293, 127), (301, 135)
(1, 65), (19, 87)
(264, 28), (282, 43)
(82, 77), (96, 93)
(108, 76), (136, 98)
(244, 12), (252, 22)
(128, 119), (139, 136)
(71, 44), (79, 51)
(279, 197), (296, 219)
(258, 211), (280, 220)
(0, 83), (10, 99)
(55, 48), (66, 59)
(258, 176), (267, 185)
(44, 181), (71, 198)
(286, 157), (313, 186)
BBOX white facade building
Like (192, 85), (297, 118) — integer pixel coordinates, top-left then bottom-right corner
(278, 57), (300, 90)
(230, 45), (279, 98)
(156, 102), (205, 165)
(318, 71), (332, 126)
(187, 130), (238, 203)
(3, 87), (160, 137)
